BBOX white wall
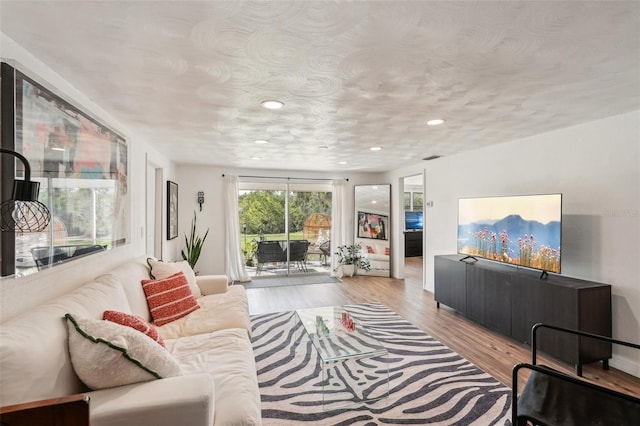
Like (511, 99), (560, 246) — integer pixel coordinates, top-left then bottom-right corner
(0, 34), (178, 322)
(391, 111), (640, 376)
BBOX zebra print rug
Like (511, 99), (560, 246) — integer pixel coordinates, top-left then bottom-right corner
(251, 302), (512, 425)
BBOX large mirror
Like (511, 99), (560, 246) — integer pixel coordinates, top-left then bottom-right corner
(354, 184), (391, 277)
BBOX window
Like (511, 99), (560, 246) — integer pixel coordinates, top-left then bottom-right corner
(1, 63), (129, 277)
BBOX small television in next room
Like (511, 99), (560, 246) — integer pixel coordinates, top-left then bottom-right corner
(405, 211), (423, 231)
(457, 194), (562, 273)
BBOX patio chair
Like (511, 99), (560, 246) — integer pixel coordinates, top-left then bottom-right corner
(286, 240), (310, 272)
(319, 239), (331, 265)
(255, 241), (286, 275)
(31, 244), (106, 270)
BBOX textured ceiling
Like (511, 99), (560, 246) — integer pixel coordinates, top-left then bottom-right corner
(1, 1), (639, 172)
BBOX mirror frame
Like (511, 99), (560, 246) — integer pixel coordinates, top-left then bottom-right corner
(354, 184), (391, 277)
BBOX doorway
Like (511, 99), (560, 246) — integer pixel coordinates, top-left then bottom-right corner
(402, 174), (424, 284)
(238, 180), (332, 279)
(145, 157), (163, 259)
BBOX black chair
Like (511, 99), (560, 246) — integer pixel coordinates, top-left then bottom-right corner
(512, 323), (640, 426)
(31, 244), (106, 270)
(286, 240), (310, 272)
(255, 241), (286, 275)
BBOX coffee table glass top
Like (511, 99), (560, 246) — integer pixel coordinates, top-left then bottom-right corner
(295, 306), (387, 362)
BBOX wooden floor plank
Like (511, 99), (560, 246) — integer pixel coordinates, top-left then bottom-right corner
(244, 257), (640, 396)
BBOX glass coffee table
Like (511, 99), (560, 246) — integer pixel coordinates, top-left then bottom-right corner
(295, 306), (389, 408)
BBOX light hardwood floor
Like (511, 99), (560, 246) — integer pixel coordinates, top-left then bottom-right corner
(244, 257), (640, 396)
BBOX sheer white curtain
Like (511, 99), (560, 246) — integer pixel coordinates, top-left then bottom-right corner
(223, 175), (250, 282)
(330, 179), (348, 277)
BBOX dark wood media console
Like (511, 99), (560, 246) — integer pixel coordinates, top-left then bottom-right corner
(404, 230), (423, 257)
(434, 254), (612, 375)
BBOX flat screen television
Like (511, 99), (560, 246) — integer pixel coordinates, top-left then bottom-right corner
(405, 211), (423, 230)
(457, 194), (562, 273)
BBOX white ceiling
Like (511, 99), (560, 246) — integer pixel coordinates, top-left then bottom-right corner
(1, 1), (639, 173)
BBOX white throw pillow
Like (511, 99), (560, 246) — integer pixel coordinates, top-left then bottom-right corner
(147, 258), (201, 298)
(65, 313), (182, 390)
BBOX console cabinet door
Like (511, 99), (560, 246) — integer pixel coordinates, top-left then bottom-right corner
(466, 265), (512, 336)
(434, 256), (466, 314)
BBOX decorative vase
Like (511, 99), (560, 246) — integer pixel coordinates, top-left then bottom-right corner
(342, 264), (356, 277)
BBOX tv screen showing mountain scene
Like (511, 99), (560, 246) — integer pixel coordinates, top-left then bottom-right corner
(457, 194), (562, 273)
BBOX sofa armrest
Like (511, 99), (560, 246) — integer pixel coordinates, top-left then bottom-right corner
(87, 374), (214, 426)
(196, 275), (229, 295)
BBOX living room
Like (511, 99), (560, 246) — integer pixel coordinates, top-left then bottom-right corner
(1, 1), (639, 424)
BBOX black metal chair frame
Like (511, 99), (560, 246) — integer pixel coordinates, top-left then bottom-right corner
(286, 240), (310, 272)
(512, 323), (640, 426)
(31, 244), (106, 270)
(255, 241), (287, 275)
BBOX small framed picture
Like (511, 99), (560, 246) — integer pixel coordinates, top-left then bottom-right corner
(167, 181), (178, 240)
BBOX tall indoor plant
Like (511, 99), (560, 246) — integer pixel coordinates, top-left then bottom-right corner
(181, 211), (209, 270)
(335, 243), (370, 277)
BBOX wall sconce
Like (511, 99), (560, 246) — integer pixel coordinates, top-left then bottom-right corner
(197, 191), (204, 211)
(0, 148), (51, 232)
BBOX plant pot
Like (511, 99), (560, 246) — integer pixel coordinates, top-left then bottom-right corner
(341, 264), (356, 277)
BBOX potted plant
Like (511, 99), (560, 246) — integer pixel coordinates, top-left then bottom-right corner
(335, 243), (371, 277)
(181, 211), (209, 270)
(242, 240), (258, 267)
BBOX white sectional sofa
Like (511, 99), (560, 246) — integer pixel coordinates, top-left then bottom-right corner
(0, 256), (261, 426)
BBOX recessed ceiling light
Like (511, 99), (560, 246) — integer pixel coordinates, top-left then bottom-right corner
(338, 161), (348, 165)
(372, 200), (377, 204)
(427, 119), (445, 126)
(254, 139), (269, 144)
(50, 147), (65, 152)
(370, 147), (382, 151)
(251, 156), (261, 160)
(261, 100), (284, 110)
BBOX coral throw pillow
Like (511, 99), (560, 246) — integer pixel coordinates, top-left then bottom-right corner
(366, 245), (375, 254)
(103, 310), (165, 347)
(141, 272), (200, 326)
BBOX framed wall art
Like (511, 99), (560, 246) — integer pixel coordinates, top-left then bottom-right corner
(167, 180), (178, 240)
(1, 62), (129, 277)
(357, 211), (389, 240)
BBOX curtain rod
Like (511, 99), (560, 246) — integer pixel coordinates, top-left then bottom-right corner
(222, 174), (348, 182)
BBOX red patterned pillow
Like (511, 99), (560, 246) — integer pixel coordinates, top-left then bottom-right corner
(141, 272), (200, 326)
(103, 310), (165, 348)
(366, 245), (375, 254)
(385, 247), (390, 256)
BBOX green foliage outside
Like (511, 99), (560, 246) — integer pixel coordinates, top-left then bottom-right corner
(239, 189), (331, 265)
(239, 190), (331, 235)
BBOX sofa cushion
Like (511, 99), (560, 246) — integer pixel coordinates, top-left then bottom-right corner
(0, 280), (132, 406)
(103, 310), (165, 348)
(88, 374), (215, 426)
(65, 314), (181, 390)
(96, 257), (154, 322)
(164, 328), (261, 426)
(366, 253), (389, 262)
(375, 243), (389, 255)
(141, 272), (200, 326)
(147, 258), (201, 298)
(156, 285), (251, 340)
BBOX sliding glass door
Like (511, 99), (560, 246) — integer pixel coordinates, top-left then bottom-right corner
(238, 180), (331, 278)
